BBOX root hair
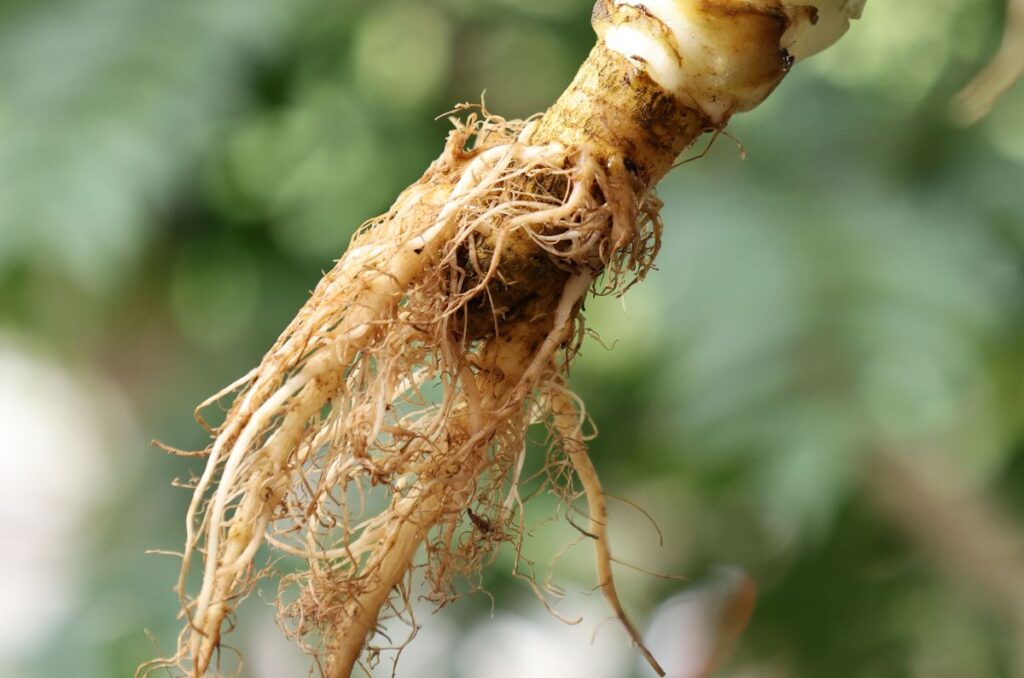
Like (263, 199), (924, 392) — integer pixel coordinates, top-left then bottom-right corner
(142, 106), (666, 678)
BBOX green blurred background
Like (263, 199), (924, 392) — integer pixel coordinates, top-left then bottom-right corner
(1, 0), (1022, 676)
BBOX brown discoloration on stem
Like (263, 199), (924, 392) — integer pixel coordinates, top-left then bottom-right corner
(461, 0), (826, 341)
(460, 41), (707, 341)
(458, 239), (571, 342)
(536, 41), (710, 188)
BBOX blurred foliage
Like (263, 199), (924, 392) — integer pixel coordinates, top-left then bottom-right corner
(0, 0), (1022, 677)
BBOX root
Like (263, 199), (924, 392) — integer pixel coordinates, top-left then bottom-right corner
(145, 106), (666, 678)
(547, 385), (666, 677)
(319, 272), (594, 678)
(132, 0), (872, 667)
(143, 2), (870, 673)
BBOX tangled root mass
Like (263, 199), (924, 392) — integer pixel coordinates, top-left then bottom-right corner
(143, 107), (667, 678)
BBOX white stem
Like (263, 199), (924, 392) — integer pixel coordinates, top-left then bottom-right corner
(599, 0), (866, 121)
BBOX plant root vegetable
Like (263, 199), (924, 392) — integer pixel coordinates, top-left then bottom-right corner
(142, 2), (864, 676)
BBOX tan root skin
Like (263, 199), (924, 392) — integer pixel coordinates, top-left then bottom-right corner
(142, 2), (861, 677)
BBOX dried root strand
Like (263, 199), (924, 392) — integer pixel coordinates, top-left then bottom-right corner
(547, 384), (666, 677)
(142, 106), (666, 678)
